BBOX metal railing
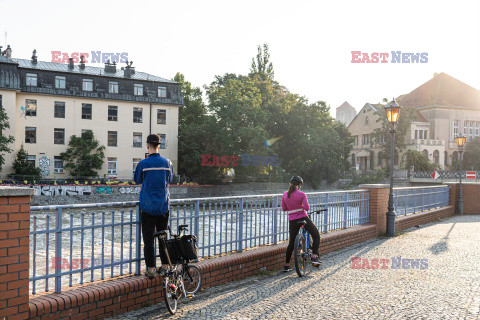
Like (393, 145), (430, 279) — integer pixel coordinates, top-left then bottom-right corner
(30, 190), (370, 294)
(393, 186), (449, 216)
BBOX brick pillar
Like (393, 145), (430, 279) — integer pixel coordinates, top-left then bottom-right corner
(359, 184), (390, 235)
(446, 183), (458, 212)
(0, 186), (33, 320)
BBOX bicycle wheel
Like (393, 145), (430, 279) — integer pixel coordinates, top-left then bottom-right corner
(183, 264), (201, 295)
(163, 276), (178, 315)
(294, 233), (307, 277)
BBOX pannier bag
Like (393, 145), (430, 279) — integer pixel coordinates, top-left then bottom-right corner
(180, 235), (198, 261)
(164, 238), (183, 264)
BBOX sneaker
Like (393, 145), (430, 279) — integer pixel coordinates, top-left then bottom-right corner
(145, 268), (157, 279)
(311, 256), (322, 266)
(283, 265), (292, 272)
(157, 267), (167, 276)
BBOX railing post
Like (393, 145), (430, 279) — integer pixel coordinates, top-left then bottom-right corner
(273, 196), (278, 244)
(238, 198), (244, 252)
(360, 191), (365, 225)
(54, 208), (63, 293)
(135, 204), (141, 275)
(323, 193), (329, 233)
(194, 200), (200, 239)
(343, 192), (348, 229)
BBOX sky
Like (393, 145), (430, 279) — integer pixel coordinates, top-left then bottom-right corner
(1, 0), (479, 116)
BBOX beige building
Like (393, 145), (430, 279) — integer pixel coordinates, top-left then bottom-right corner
(348, 73), (480, 172)
(335, 101), (356, 126)
(0, 47), (183, 179)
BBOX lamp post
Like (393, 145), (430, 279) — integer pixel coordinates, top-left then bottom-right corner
(385, 99), (401, 236)
(454, 134), (466, 214)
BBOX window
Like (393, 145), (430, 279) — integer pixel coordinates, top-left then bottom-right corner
(352, 135), (358, 146)
(81, 129), (92, 139)
(108, 106), (118, 121)
(470, 121), (474, 135)
(362, 134), (370, 145)
(107, 157), (117, 175)
(159, 133), (166, 149)
(134, 84), (143, 96)
(415, 130), (418, 139)
(133, 107), (143, 123)
(83, 79), (93, 91)
(25, 127), (37, 143)
(82, 103), (92, 119)
(54, 101), (65, 118)
(108, 131), (117, 147)
(158, 86), (167, 98)
(453, 120), (460, 138)
(476, 122), (480, 136)
(157, 109), (166, 124)
(424, 130), (428, 139)
(54, 128), (65, 144)
(54, 156), (64, 174)
(109, 81), (119, 94)
(133, 158), (141, 174)
(26, 73), (37, 86)
(365, 116), (369, 125)
(464, 120), (469, 135)
(55, 76), (66, 89)
(133, 132), (142, 148)
(25, 99), (37, 117)
(26, 155), (36, 167)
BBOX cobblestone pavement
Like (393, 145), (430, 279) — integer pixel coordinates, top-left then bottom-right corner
(106, 215), (480, 320)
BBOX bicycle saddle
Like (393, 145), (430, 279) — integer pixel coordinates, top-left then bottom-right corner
(297, 220), (307, 226)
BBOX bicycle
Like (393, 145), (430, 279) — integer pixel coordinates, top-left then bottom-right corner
(293, 209), (327, 277)
(154, 224), (202, 315)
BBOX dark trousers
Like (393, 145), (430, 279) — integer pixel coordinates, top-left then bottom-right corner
(285, 216), (320, 264)
(141, 210), (169, 268)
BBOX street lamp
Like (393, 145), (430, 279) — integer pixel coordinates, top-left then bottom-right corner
(385, 99), (401, 236)
(454, 134), (466, 214)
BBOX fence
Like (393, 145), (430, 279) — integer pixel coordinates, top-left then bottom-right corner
(393, 185), (449, 216)
(29, 190), (369, 294)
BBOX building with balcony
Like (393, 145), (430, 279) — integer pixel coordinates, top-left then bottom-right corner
(348, 73), (480, 172)
(0, 46), (183, 179)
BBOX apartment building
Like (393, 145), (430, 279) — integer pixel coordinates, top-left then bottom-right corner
(0, 46), (183, 179)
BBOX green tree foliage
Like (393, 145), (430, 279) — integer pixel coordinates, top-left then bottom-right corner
(174, 73), (225, 184)
(371, 101), (416, 170)
(60, 131), (105, 177)
(463, 137), (480, 170)
(403, 150), (435, 172)
(12, 144), (41, 177)
(0, 105), (14, 171)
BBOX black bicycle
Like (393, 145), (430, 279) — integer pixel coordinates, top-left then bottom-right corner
(294, 209), (327, 277)
(154, 224), (202, 315)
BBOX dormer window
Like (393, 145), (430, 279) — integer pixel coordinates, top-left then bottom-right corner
(83, 79), (93, 91)
(55, 76), (66, 89)
(109, 81), (119, 94)
(158, 86), (167, 98)
(134, 84), (143, 96)
(26, 73), (37, 86)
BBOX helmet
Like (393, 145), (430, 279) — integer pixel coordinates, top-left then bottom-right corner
(290, 176), (303, 185)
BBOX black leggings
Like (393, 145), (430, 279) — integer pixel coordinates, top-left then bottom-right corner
(286, 217), (320, 264)
(141, 210), (169, 268)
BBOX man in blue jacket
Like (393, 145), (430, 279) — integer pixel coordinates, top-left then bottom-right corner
(134, 134), (173, 278)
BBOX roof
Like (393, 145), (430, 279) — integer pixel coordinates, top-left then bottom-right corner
(397, 72), (480, 108)
(10, 58), (176, 83)
(0, 55), (17, 64)
(413, 110), (428, 123)
(337, 101), (355, 110)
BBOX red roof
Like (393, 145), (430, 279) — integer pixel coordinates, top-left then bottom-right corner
(397, 73), (480, 108)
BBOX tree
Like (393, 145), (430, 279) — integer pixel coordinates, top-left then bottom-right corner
(12, 144), (41, 177)
(60, 131), (105, 177)
(403, 150), (435, 172)
(249, 44), (274, 80)
(463, 137), (480, 170)
(0, 105), (14, 171)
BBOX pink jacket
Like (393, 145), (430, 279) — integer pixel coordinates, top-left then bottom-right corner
(282, 189), (310, 221)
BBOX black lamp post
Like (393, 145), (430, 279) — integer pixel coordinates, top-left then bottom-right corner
(454, 134), (466, 214)
(385, 99), (401, 236)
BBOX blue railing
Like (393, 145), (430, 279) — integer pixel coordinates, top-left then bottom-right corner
(393, 186), (450, 216)
(30, 190), (369, 294)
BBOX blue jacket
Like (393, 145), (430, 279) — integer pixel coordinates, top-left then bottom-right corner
(134, 153), (173, 215)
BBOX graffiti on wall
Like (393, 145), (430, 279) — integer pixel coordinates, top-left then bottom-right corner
(94, 187), (113, 194)
(33, 185), (92, 196)
(119, 186), (141, 194)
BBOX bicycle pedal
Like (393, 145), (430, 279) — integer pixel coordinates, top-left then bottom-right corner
(186, 294), (194, 299)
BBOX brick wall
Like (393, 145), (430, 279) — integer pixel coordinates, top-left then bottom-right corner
(458, 183), (480, 214)
(0, 187), (33, 320)
(395, 206), (454, 231)
(360, 184), (389, 234)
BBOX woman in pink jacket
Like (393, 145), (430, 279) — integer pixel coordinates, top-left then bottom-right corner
(282, 176), (321, 272)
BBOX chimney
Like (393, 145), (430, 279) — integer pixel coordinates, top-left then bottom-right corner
(5, 45), (12, 58)
(104, 60), (116, 73)
(80, 55), (86, 69)
(32, 49), (38, 64)
(68, 57), (74, 69)
(122, 60), (135, 78)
